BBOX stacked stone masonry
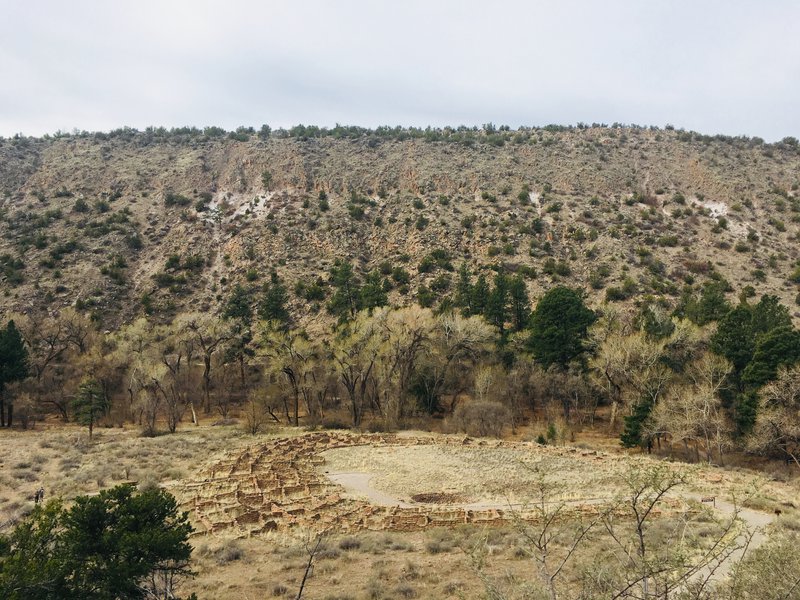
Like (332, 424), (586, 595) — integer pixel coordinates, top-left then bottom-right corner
(180, 432), (632, 537)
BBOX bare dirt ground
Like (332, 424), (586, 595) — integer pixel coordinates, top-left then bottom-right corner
(320, 443), (630, 506)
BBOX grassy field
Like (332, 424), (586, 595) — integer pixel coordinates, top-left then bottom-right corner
(2, 421), (800, 599)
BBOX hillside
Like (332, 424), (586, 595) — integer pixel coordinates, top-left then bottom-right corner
(2, 125), (800, 328)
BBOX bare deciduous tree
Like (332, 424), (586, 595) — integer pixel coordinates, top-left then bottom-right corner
(747, 366), (800, 467)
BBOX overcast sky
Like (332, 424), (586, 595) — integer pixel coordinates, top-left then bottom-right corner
(1, 1), (798, 140)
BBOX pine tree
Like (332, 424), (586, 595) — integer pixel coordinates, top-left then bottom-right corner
(455, 262), (473, 314)
(471, 274), (489, 317)
(223, 284), (253, 323)
(327, 260), (361, 321)
(0, 484), (195, 600)
(508, 275), (531, 332)
(0, 320), (28, 427)
(683, 282), (731, 325)
(258, 276), (290, 325)
(620, 398), (654, 449)
(71, 378), (108, 439)
(741, 326), (800, 388)
(528, 286), (596, 370)
(360, 270), (388, 310)
(485, 273), (509, 333)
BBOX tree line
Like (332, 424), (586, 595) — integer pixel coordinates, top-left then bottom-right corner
(2, 273), (800, 467)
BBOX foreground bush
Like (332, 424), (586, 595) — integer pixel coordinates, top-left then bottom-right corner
(0, 484), (195, 600)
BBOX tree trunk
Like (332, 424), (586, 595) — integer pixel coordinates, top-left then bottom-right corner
(609, 401), (618, 431)
(203, 355), (212, 414)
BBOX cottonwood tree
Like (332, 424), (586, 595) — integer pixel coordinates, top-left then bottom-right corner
(11, 310), (77, 382)
(747, 365), (800, 467)
(472, 364), (499, 405)
(591, 325), (672, 436)
(332, 311), (381, 427)
(10, 311), (73, 419)
(415, 312), (496, 414)
(497, 358), (539, 428)
(373, 306), (436, 427)
(650, 353), (734, 463)
(528, 365), (598, 424)
(258, 322), (319, 425)
(108, 318), (158, 424)
(157, 323), (200, 430)
(179, 314), (234, 414)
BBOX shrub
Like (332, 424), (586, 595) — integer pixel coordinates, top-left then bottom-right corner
(450, 400), (510, 438)
(164, 192), (191, 207)
(391, 267), (410, 284)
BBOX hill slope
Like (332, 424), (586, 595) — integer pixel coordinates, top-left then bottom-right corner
(1, 126), (799, 328)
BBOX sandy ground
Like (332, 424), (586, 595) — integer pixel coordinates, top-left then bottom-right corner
(319, 444), (624, 506)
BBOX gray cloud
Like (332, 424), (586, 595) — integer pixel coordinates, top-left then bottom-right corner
(0, 0), (798, 140)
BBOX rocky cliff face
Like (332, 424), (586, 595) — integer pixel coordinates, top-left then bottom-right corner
(1, 126), (799, 328)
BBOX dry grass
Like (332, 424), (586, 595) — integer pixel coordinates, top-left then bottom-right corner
(3, 423), (800, 599)
(0, 420), (273, 523)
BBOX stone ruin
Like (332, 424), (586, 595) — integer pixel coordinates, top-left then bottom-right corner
(180, 431), (614, 537)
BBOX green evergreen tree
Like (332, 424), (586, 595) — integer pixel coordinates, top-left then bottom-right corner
(0, 320), (28, 427)
(455, 262), (473, 314)
(712, 295), (795, 434)
(711, 304), (755, 373)
(620, 398), (654, 449)
(750, 294), (792, 336)
(417, 285), (436, 308)
(485, 273), (509, 333)
(327, 260), (361, 321)
(508, 275), (531, 332)
(683, 281), (731, 325)
(741, 326), (800, 388)
(470, 274), (489, 316)
(636, 304), (675, 340)
(71, 378), (108, 439)
(734, 390), (759, 435)
(528, 286), (596, 370)
(360, 270), (388, 310)
(0, 484), (194, 600)
(223, 284), (252, 323)
(258, 276), (290, 325)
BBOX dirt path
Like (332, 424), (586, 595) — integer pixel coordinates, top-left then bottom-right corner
(683, 492), (774, 584)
